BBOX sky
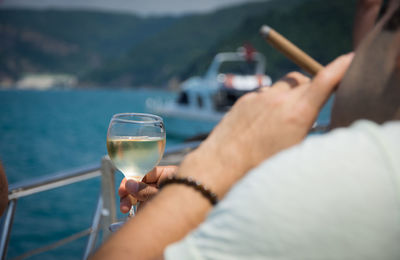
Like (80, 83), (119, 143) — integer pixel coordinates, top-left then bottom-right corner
(0, 0), (267, 16)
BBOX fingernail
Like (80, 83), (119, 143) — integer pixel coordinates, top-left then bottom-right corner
(346, 52), (355, 58)
(126, 180), (139, 194)
(121, 205), (130, 214)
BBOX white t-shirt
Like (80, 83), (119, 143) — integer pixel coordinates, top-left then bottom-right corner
(165, 120), (400, 260)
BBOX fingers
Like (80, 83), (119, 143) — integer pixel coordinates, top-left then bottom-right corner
(119, 181), (158, 213)
(119, 166), (178, 197)
(118, 178), (129, 197)
(120, 196), (132, 214)
(143, 165), (178, 184)
(118, 166), (178, 213)
(306, 53), (354, 108)
(118, 166), (179, 213)
(125, 179), (159, 201)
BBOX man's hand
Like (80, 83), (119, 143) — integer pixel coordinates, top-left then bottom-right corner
(118, 166), (178, 213)
(179, 53), (354, 198)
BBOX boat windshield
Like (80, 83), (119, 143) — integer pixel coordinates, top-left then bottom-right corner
(218, 60), (257, 75)
(177, 92), (189, 105)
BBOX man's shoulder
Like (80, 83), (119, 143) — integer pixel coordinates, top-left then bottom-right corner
(253, 119), (400, 179)
(309, 119), (400, 164)
(328, 119), (400, 140)
(303, 119), (400, 157)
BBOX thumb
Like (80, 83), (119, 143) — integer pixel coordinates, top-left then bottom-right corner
(125, 179), (139, 194)
(126, 179), (159, 201)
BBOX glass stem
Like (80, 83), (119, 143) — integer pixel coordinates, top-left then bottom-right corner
(128, 203), (138, 218)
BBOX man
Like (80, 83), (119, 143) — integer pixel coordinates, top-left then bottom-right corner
(92, 1), (400, 259)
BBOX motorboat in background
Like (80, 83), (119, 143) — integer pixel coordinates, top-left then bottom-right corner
(147, 46), (272, 138)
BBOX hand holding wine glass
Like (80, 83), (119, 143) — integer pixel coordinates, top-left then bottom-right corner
(107, 113), (166, 230)
(119, 166), (178, 213)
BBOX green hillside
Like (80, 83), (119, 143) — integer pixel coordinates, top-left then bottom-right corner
(88, 0), (355, 86)
(200, 0), (356, 80)
(0, 9), (177, 80)
(0, 0), (356, 87)
(86, 0), (304, 86)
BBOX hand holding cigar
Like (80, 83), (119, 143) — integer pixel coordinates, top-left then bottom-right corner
(260, 25), (324, 76)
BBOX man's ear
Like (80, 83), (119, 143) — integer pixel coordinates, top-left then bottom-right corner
(330, 1), (400, 128)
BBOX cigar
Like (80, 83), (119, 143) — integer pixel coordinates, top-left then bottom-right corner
(260, 25), (324, 76)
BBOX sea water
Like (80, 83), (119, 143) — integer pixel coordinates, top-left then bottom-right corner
(0, 88), (332, 259)
(0, 88), (179, 259)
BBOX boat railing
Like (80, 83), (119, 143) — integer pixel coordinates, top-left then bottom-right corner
(0, 141), (201, 260)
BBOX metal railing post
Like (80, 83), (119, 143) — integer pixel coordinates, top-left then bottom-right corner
(0, 199), (17, 260)
(99, 156), (116, 242)
(83, 197), (103, 259)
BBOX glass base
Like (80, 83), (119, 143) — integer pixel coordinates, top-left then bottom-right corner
(109, 204), (137, 232)
(109, 221), (125, 232)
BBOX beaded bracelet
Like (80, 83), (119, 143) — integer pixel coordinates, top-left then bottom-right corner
(159, 176), (218, 206)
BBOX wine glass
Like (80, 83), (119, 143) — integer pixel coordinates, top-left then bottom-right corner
(106, 113), (166, 231)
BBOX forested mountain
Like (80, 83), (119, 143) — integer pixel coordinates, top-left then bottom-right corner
(181, 0), (355, 81)
(0, 0), (355, 87)
(0, 9), (177, 82)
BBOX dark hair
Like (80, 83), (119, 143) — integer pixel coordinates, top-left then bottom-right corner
(383, 3), (400, 31)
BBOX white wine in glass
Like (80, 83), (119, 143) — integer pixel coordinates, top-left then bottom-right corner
(106, 113), (166, 231)
(107, 136), (166, 181)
